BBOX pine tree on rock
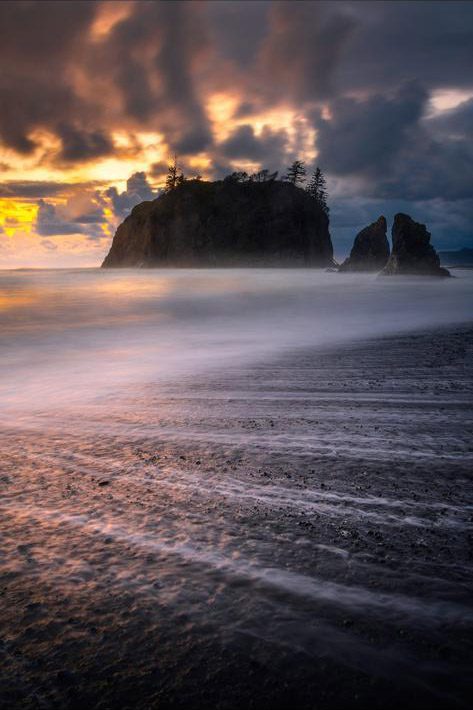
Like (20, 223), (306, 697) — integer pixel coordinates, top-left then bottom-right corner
(285, 160), (307, 186)
(165, 156), (185, 192)
(307, 166), (329, 215)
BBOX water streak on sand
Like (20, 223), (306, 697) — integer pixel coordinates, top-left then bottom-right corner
(2, 502), (472, 628)
(1, 269), (472, 709)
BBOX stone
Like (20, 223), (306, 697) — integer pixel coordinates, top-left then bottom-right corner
(382, 213), (450, 276)
(339, 216), (389, 272)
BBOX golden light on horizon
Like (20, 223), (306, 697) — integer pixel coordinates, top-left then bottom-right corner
(0, 127), (168, 189)
(0, 200), (38, 236)
(68, 131), (168, 187)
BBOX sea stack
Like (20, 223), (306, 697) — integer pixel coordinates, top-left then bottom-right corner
(382, 213), (450, 277)
(102, 179), (334, 268)
(339, 216), (389, 272)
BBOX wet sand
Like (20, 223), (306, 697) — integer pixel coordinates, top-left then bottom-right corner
(1, 325), (472, 709)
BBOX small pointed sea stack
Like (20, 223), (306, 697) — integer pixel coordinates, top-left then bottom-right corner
(382, 213), (450, 276)
(339, 216), (389, 272)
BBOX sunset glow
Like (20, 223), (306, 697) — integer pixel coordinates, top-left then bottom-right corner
(0, 200), (38, 236)
(1, 0), (472, 267)
(1, 4), (472, 709)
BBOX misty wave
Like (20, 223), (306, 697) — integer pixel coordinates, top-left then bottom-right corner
(1, 267), (472, 414)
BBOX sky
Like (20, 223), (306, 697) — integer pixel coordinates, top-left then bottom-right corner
(0, 0), (472, 267)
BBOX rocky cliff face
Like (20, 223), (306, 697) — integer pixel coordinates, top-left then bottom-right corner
(382, 213), (450, 277)
(102, 179), (334, 268)
(339, 216), (389, 272)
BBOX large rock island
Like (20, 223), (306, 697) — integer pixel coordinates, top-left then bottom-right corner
(102, 178), (334, 268)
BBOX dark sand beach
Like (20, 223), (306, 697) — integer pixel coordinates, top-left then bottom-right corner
(1, 310), (472, 709)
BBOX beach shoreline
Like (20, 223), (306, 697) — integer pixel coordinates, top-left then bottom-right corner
(1, 323), (472, 709)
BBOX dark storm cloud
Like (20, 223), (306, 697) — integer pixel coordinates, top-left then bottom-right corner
(1, 0), (472, 251)
(336, 1), (473, 93)
(315, 0), (473, 248)
(204, 1), (357, 108)
(0, 180), (108, 199)
(378, 135), (473, 203)
(204, 1), (270, 69)
(36, 197), (106, 239)
(0, 1), (110, 161)
(315, 85), (473, 202)
(219, 125), (288, 165)
(154, 2), (212, 154)
(74, 210), (107, 225)
(314, 83), (428, 178)
(257, 1), (355, 103)
(99, 1), (213, 155)
(233, 102), (259, 120)
(0, 182), (73, 199)
(106, 172), (160, 219)
(303, 0), (473, 254)
(0, 1), (96, 61)
(428, 98), (473, 141)
(36, 200), (85, 236)
(2, 1), (472, 164)
(0, 78), (77, 155)
(55, 125), (114, 163)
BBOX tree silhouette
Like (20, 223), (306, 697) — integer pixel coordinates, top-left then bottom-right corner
(250, 169), (279, 182)
(165, 155), (185, 192)
(223, 171), (249, 183)
(285, 160), (306, 185)
(306, 166), (329, 214)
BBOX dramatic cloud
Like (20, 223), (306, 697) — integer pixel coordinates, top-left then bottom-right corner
(336, 1), (473, 93)
(204, 1), (270, 70)
(257, 1), (355, 103)
(428, 97), (473, 141)
(0, 0), (472, 265)
(219, 125), (289, 166)
(315, 83), (428, 178)
(106, 172), (160, 219)
(316, 86), (473, 205)
(0, 181), (104, 199)
(36, 200), (86, 236)
(0, 1), (106, 159)
(96, 1), (213, 154)
(36, 190), (107, 239)
(55, 124), (114, 163)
